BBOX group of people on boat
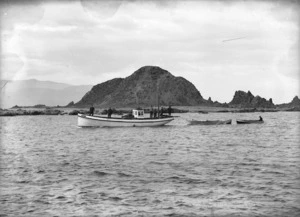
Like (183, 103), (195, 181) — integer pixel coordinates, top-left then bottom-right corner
(149, 105), (172, 118)
(89, 105), (113, 118)
(89, 105), (172, 119)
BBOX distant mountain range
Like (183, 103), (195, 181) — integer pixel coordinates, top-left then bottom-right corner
(0, 79), (92, 109)
(1, 67), (299, 110)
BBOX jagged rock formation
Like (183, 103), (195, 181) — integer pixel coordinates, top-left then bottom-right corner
(277, 96), (300, 111)
(206, 97), (227, 107)
(75, 66), (206, 107)
(229, 90), (275, 108)
(289, 96), (300, 107)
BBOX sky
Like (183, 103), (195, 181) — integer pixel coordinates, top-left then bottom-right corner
(0, 0), (299, 104)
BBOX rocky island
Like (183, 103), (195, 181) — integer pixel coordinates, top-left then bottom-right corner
(229, 90), (275, 108)
(75, 66), (208, 108)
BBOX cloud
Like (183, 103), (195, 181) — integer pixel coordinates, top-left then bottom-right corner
(0, 1), (45, 30)
(15, 23), (78, 32)
(0, 53), (24, 80)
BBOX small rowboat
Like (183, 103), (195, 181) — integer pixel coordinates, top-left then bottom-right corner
(78, 109), (174, 127)
(236, 119), (264, 124)
(189, 119), (232, 125)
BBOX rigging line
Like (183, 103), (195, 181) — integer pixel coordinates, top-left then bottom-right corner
(1, 81), (8, 91)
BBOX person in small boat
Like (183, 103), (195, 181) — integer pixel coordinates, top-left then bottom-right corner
(108, 107), (113, 118)
(259, 116), (263, 121)
(167, 105), (172, 116)
(150, 106), (153, 119)
(89, 105), (95, 116)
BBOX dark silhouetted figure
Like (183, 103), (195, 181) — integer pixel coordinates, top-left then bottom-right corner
(150, 106), (153, 119)
(108, 107), (113, 118)
(89, 105), (95, 116)
(167, 105), (172, 116)
(160, 107), (164, 117)
(259, 116), (263, 121)
(153, 109), (157, 118)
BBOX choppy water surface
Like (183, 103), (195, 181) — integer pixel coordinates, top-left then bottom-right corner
(1, 112), (300, 217)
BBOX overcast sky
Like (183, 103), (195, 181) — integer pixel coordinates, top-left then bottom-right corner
(1, 0), (299, 103)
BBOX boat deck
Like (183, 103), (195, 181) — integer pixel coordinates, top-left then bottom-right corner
(85, 114), (173, 120)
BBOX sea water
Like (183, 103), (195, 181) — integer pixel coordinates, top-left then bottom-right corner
(0, 112), (299, 217)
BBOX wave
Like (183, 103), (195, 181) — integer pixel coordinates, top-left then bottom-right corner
(117, 172), (132, 177)
(16, 180), (30, 184)
(186, 193), (204, 198)
(108, 196), (122, 201)
(166, 176), (205, 185)
(92, 171), (132, 178)
(92, 171), (111, 177)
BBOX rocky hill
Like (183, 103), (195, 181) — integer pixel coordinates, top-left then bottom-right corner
(229, 90), (275, 108)
(75, 66), (207, 108)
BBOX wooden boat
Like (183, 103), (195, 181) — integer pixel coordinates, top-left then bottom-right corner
(236, 119), (264, 124)
(78, 109), (174, 127)
(189, 119), (232, 125)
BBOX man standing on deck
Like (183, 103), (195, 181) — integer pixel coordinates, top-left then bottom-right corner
(89, 105), (95, 116)
(153, 109), (157, 118)
(160, 107), (164, 117)
(108, 107), (113, 118)
(150, 106), (153, 118)
(167, 105), (172, 116)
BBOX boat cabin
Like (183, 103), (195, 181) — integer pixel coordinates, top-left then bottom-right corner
(132, 109), (144, 119)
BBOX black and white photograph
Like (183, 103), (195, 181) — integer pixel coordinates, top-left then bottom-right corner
(0, 0), (299, 216)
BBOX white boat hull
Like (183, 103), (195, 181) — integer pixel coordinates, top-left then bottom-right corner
(77, 114), (174, 127)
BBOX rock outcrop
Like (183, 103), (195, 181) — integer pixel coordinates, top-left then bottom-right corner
(276, 96), (300, 111)
(290, 96), (300, 106)
(206, 97), (227, 107)
(287, 96), (300, 110)
(66, 101), (75, 107)
(75, 66), (206, 108)
(229, 90), (275, 108)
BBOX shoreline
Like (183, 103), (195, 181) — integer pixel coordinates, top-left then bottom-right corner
(0, 106), (299, 116)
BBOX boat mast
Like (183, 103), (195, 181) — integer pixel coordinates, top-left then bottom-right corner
(157, 82), (159, 112)
(136, 92), (139, 108)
